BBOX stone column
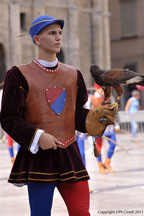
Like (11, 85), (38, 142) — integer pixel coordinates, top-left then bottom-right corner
(91, 0), (104, 68)
(0, 1), (9, 70)
(32, 0), (45, 17)
(30, 0), (45, 58)
(66, 0), (80, 69)
(102, 0), (111, 69)
(8, 0), (21, 66)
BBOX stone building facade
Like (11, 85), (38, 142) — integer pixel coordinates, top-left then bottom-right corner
(109, 0), (144, 108)
(0, 0), (111, 87)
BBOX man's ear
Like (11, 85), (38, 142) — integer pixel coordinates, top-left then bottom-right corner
(33, 35), (40, 46)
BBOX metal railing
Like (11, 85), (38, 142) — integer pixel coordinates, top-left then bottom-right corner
(117, 110), (144, 133)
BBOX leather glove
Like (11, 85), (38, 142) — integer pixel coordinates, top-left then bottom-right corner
(85, 103), (118, 137)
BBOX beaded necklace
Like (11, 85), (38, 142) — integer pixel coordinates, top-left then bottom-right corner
(32, 59), (59, 73)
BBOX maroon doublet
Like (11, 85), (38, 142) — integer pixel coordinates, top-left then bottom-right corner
(0, 61), (90, 185)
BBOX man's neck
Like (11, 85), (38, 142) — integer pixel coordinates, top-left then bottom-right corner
(38, 52), (56, 62)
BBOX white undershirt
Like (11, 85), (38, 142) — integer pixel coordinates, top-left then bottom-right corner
(37, 58), (58, 68)
(30, 58), (58, 154)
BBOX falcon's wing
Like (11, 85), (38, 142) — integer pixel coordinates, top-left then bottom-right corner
(101, 69), (137, 85)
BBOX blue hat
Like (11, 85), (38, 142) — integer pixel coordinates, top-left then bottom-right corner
(29, 15), (64, 40)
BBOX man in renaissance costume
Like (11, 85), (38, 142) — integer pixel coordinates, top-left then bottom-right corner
(0, 15), (116, 216)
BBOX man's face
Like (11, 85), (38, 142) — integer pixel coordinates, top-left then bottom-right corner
(35, 23), (62, 54)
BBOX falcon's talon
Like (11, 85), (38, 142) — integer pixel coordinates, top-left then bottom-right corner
(101, 101), (110, 106)
(101, 101), (105, 105)
(109, 102), (119, 113)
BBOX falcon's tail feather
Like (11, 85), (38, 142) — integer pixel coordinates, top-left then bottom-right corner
(126, 76), (144, 85)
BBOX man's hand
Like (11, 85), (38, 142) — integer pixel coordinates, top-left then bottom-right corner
(39, 132), (62, 150)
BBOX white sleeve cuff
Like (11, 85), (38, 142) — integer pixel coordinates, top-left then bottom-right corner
(30, 129), (44, 154)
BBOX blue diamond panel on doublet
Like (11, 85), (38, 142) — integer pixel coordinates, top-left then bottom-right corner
(51, 90), (66, 115)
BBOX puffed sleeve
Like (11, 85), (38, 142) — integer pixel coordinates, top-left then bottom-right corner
(75, 70), (89, 132)
(0, 66), (38, 150)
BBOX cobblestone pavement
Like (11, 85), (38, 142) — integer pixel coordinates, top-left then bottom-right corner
(0, 133), (144, 216)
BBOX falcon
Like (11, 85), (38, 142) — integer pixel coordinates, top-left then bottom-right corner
(90, 64), (144, 104)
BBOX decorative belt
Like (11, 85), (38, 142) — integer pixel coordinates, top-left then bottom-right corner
(57, 136), (76, 149)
